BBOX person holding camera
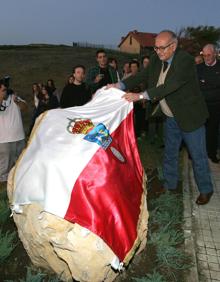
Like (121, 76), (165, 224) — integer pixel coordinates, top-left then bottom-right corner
(0, 79), (27, 183)
(86, 49), (118, 94)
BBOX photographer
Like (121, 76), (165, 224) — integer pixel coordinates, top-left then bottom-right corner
(0, 79), (27, 183)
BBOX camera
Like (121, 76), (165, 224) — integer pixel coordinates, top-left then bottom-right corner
(3, 75), (10, 88)
(2, 76), (14, 95)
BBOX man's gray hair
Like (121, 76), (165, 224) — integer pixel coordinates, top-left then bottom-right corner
(203, 44), (216, 52)
(158, 30), (178, 43)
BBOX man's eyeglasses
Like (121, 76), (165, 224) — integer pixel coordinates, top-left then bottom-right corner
(154, 41), (174, 52)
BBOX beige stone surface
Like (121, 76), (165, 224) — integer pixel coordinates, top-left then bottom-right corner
(7, 168), (148, 282)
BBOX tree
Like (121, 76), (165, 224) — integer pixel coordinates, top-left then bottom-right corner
(177, 25), (220, 55)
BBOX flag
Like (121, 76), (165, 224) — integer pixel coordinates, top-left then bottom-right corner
(12, 87), (146, 264)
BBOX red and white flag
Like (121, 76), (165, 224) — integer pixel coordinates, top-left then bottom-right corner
(12, 87), (146, 264)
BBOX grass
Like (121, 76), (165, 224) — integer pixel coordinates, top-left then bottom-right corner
(5, 266), (61, 282)
(0, 230), (17, 263)
(0, 199), (10, 225)
(144, 191), (192, 282)
(0, 187), (10, 226)
(149, 227), (184, 247)
(0, 186), (16, 264)
(157, 245), (191, 271)
(149, 193), (183, 226)
(132, 271), (166, 282)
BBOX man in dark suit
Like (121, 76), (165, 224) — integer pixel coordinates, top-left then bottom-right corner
(108, 30), (213, 205)
(197, 44), (220, 163)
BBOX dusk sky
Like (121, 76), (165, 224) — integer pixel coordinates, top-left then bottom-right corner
(1, 0), (220, 46)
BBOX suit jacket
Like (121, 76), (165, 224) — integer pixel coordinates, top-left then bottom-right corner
(123, 48), (209, 132)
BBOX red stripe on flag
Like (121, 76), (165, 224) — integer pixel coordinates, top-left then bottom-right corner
(64, 110), (144, 261)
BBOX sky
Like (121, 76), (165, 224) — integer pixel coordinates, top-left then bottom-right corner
(0, 0), (220, 47)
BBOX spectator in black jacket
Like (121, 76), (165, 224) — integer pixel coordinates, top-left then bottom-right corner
(60, 65), (92, 108)
(197, 44), (220, 163)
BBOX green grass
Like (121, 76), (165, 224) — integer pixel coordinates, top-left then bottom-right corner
(0, 183), (7, 194)
(0, 199), (10, 225)
(149, 228), (185, 247)
(149, 193), (183, 227)
(157, 245), (191, 271)
(4, 266), (61, 282)
(146, 192), (192, 281)
(0, 187), (17, 266)
(132, 271), (166, 282)
(137, 137), (164, 172)
(16, 267), (45, 282)
(0, 230), (17, 263)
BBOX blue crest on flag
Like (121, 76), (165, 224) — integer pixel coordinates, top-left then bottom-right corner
(84, 123), (112, 150)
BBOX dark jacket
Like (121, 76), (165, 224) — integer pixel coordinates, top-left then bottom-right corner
(123, 48), (209, 132)
(29, 94), (59, 134)
(35, 94), (59, 118)
(197, 61), (220, 106)
(86, 65), (118, 93)
(60, 83), (92, 108)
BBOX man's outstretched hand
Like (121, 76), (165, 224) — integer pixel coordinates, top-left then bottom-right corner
(122, 93), (142, 102)
(105, 84), (145, 103)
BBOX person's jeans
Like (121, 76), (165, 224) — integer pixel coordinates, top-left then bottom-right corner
(163, 117), (213, 194)
(0, 139), (25, 182)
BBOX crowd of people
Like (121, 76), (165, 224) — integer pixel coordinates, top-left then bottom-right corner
(29, 49), (152, 139)
(1, 29), (220, 207)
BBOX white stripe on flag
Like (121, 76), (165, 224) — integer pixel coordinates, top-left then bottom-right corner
(13, 88), (132, 218)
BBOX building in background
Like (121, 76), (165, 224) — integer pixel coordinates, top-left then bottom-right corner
(118, 30), (157, 54)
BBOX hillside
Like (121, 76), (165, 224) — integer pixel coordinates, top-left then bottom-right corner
(0, 46), (135, 131)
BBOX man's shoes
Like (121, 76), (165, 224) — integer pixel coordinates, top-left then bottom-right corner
(196, 191), (213, 205)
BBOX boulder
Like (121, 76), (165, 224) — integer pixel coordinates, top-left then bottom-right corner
(7, 168), (148, 282)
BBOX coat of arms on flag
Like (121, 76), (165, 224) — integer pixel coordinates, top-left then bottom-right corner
(11, 87), (148, 266)
(67, 118), (125, 163)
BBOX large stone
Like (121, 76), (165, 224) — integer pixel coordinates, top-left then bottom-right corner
(7, 168), (148, 282)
